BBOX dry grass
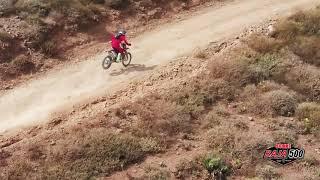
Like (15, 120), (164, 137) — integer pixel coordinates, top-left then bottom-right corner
(261, 90), (298, 117)
(0, 31), (12, 42)
(206, 127), (236, 152)
(256, 165), (280, 180)
(1, 130), (154, 179)
(240, 83), (298, 117)
(2, 6), (320, 180)
(296, 102), (320, 133)
(273, 130), (298, 144)
(275, 8), (320, 39)
(245, 34), (283, 54)
(11, 55), (35, 74)
(202, 110), (222, 129)
(172, 77), (235, 117)
(175, 159), (205, 179)
(290, 36), (320, 66)
(285, 64), (320, 102)
(139, 166), (171, 180)
(194, 48), (208, 59)
(41, 40), (58, 56)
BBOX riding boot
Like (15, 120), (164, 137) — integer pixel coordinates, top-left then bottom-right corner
(116, 53), (121, 63)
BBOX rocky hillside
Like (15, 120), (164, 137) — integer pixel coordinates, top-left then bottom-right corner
(0, 6), (319, 180)
(0, 0), (211, 84)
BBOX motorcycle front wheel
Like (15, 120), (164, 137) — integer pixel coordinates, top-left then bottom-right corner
(102, 55), (113, 69)
(122, 52), (132, 67)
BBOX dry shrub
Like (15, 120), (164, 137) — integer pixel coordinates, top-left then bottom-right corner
(246, 89), (297, 117)
(236, 138), (273, 177)
(260, 90), (297, 117)
(256, 165), (280, 180)
(287, 8), (320, 36)
(173, 78), (235, 118)
(257, 80), (286, 93)
(2, 161), (35, 180)
(290, 36), (320, 66)
(239, 84), (258, 100)
(125, 94), (193, 142)
(273, 8), (320, 48)
(285, 64), (320, 102)
(174, 159), (206, 179)
(245, 34), (283, 54)
(2, 130), (151, 179)
(273, 20), (300, 42)
(11, 55), (35, 74)
(206, 127), (236, 152)
(139, 137), (162, 153)
(0, 64), (18, 80)
(106, 0), (130, 10)
(193, 48), (207, 59)
(210, 56), (252, 87)
(296, 102), (320, 132)
(241, 81), (287, 100)
(41, 40), (58, 56)
(140, 166), (171, 180)
(0, 31), (12, 42)
(210, 51), (285, 87)
(234, 121), (249, 131)
(273, 130), (298, 144)
(202, 111), (222, 129)
(0, 150), (11, 167)
(27, 144), (44, 161)
(248, 53), (284, 83)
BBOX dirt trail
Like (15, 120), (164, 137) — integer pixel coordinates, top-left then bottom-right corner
(0, 0), (318, 133)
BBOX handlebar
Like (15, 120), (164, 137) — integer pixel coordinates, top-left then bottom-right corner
(122, 43), (130, 50)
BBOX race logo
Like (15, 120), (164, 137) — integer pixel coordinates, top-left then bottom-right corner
(263, 144), (305, 165)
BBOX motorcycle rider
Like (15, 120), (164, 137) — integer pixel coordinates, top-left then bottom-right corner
(111, 30), (131, 63)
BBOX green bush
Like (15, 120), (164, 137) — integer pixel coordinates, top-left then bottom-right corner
(202, 154), (230, 179)
(248, 53), (282, 83)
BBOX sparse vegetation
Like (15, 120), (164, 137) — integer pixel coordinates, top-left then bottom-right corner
(246, 34), (283, 54)
(0, 31), (12, 42)
(141, 166), (171, 180)
(256, 165), (280, 180)
(11, 55), (35, 74)
(1, 130), (155, 179)
(207, 127), (235, 152)
(174, 159), (204, 179)
(41, 40), (58, 56)
(194, 48), (208, 59)
(273, 131), (297, 144)
(0, 0), (206, 84)
(1, 4), (320, 180)
(296, 102), (320, 133)
(262, 90), (297, 117)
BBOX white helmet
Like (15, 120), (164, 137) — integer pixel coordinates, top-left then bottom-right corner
(118, 30), (126, 36)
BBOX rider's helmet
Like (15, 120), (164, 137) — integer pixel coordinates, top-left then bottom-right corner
(118, 30), (126, 35)
(116, 29), (126, 39)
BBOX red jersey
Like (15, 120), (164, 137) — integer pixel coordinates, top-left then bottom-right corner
(111, 35), (129, 49)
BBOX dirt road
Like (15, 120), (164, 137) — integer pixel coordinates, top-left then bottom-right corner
(0, 0), (318, 133)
